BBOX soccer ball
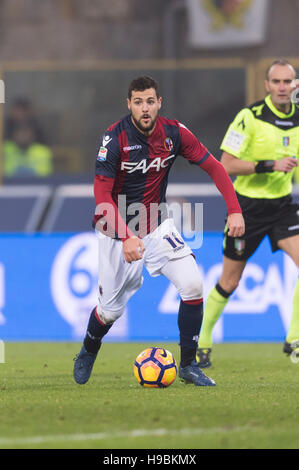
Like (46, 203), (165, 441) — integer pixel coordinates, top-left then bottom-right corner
(134, 347), (177, 388)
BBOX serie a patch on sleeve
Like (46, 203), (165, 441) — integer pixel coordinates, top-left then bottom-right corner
(223, 129), (245, 152)
(97, 146), (108, 161)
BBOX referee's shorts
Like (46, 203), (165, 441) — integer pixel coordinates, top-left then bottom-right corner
(223, 193), (299, 261)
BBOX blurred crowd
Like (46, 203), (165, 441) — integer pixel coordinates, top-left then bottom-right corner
(3, 98), (53, 178)
(2, 96), (299, 183)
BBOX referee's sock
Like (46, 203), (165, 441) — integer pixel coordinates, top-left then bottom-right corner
(286, 277), (299, 344)
(178, 298), (203, 367)
(197, 283), (233, 349)
(83, 307), (113, 354)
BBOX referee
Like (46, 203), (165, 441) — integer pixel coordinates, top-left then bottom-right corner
(197, 59), (299, 367)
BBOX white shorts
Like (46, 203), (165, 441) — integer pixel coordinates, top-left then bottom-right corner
(96, 218), (195, 323)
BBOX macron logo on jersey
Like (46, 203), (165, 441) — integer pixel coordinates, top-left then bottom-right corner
(97, 135), (113, 162)
(102, 135), (112, 147)
(121, 154), (175, 173)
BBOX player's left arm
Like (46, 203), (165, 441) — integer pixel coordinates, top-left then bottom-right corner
(178, 123), (244, 237)
(200, 155), (245, 237)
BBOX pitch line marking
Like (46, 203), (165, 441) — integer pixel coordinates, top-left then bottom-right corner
(0, 425), (253, 446)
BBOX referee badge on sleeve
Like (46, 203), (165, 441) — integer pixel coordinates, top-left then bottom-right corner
(223, 129), (245, 152)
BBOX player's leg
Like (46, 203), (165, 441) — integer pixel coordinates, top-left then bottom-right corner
(74, 235), (143, 384)
(144, 218), (201, 368)
(276, 234), (299, 352)
(143, 218), (215, 385)
(73, 305), (113, 385)
(160, 255), (215, 386)
(161, 255), (203, 367)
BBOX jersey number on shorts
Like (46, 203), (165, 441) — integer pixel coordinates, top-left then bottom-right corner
(164, 233), (185, 249)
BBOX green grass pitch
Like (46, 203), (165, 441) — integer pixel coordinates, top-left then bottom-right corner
(0, 342), (298, 449)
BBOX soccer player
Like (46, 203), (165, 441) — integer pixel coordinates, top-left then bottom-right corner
(73, 76), (244, 386)
(197, 59), (299, 368)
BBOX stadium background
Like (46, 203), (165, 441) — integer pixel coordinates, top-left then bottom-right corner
(0, 0), (298, 343)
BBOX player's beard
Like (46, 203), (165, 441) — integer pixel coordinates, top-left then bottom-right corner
(131, 112), (158, 135)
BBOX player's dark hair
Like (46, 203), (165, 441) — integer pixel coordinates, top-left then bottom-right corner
(265, 59), (296, 80)
(128, 76), (160, 100)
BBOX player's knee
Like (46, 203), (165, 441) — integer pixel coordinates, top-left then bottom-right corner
(97, 307), (123, 325)
(179, 275), (203, 302)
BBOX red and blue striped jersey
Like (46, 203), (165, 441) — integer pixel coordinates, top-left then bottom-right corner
(93, 114), (241, 239)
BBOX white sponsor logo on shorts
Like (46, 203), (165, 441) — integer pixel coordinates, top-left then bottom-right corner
(288, 224), (299, 231)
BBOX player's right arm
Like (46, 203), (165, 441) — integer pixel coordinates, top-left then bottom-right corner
(178, 121), (245, 237)
(94, 130), (144, 263)
(221, 108), (298, 175)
